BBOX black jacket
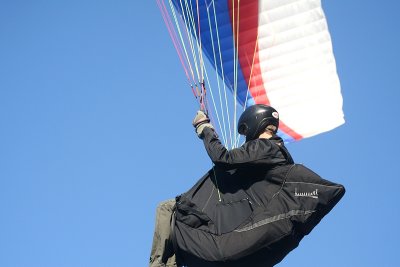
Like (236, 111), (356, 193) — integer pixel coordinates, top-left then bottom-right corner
(202, 127), (293, 168)
(172, 128), (345, 267)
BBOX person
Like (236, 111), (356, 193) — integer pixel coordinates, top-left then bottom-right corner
(192, 104), (293, 169)
(149, 104), (293, 267)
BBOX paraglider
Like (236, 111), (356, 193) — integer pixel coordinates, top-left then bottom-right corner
(151, 0), (345, 266)
(156, 0), (344, 145)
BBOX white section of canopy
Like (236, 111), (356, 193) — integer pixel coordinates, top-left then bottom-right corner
(258, 0), (344, 138)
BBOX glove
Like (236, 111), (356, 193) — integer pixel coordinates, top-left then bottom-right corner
(192, 110), (214, 137)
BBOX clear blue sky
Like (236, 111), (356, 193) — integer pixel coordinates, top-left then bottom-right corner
(1, 1), (399, 266)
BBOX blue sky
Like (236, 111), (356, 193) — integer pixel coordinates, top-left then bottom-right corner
(1, 1), (399, 266)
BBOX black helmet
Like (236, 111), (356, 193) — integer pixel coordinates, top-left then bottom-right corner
(238, 104), (279, 141)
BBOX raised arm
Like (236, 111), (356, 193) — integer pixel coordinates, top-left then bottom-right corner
(193, 111), (284, 167)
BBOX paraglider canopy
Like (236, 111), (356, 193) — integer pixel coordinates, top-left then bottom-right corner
(157, 0), (344, 146)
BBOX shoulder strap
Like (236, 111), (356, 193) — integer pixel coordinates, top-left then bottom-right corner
(275, 142), (294, 164)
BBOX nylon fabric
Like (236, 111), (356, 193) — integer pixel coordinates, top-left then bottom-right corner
(172, 163), (345, 266)
(166, 0), (344, 143)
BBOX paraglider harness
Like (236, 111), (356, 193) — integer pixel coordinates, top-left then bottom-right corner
(170, 206), (180, 265)
(169, 142), (345, 267)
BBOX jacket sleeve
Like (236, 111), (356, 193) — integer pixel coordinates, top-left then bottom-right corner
(201, 127), (282, 167)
